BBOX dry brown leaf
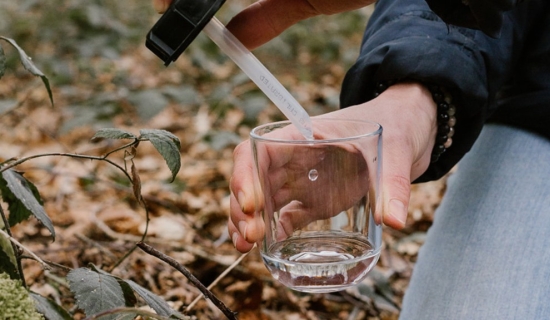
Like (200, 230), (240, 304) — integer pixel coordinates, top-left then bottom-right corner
(140, 214), (193, 241)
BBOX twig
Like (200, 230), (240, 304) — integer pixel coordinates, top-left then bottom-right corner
(107, 159), (151, 272)
(43, 270), (70, 288)
(0, 228), (50, 270)
(186, 247), (252, 312)
(107, 243), (138, 273)
(19, 255), (73, 272)
(0, 152), (132, 182)
(137, 242), (238, 320)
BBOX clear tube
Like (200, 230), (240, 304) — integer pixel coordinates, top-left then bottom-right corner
(203, 17), (314, 140)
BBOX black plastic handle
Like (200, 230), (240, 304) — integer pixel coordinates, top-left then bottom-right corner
(146, 0), (226, 66)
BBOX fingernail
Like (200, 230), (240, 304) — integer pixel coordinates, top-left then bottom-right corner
(237, 191), (246, 211)
(389, 199), (407, 226)
(232, 232), (239, 248)
(238, 221), (248, 241)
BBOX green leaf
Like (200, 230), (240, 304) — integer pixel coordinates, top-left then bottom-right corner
(89, 266), (137, 308)
(67, 267), (128, 320)
(124, 280), (185, 319)
(0, 44), (5, 80)
(31, 292), (73, 320)
(0, 230), (19, 280)
(0, 169), (55, 239)
(0, 245), (19, 280)
(0, 36), (54, 106)
(91, 128), (137, 141)
(0, 172), (31, 225)
(139, 129), (181, 182)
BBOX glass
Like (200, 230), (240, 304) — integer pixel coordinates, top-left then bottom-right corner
(250, 118), (383, 293)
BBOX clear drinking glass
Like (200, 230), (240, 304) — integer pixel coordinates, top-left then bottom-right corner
(250, 118), (383, 293)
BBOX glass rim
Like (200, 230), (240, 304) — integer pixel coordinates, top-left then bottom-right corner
(250, 118), (382, 144)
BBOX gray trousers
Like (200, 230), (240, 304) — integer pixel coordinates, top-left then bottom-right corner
(400, 124), (550, 319)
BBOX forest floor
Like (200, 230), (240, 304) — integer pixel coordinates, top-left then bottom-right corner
(0, 1), (449, 319)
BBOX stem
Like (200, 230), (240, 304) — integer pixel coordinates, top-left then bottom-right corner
(103, 140), (139, 159)
(0, 205), (27, 287)
(0, 205), (12, 238)
(106, 205), (148, 272)
(186, 249), (251, 312)
(21, 256), (73, 272)
(0, 142), (152, 273)
(137, 242), (238, 320)
(0, 153), (132, 182)
(107, 161), (151, 273)
(0, 228), (50, 270)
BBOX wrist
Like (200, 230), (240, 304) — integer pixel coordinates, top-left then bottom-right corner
(374, 80), (456, 163)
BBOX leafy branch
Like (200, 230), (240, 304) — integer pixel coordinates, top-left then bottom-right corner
(0, 36), (53, 106)
(137, 242), (239, 320)
(0, 228), (49, 270)
(0, 127), (185, 319)
(0, 33), (241, 320)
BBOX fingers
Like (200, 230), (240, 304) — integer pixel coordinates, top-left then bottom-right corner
(228, 141), (264, 252)
(150, 0), (375, 50)
(231, 141), (257, 214)
(276, 201), (310, 240)
(226, 0), (376, 49)
(152, 0), (172, 13)
(381, 167), (413, 229)
(228, 129), (301, 252)
(225, 0), (319, 50)
(228, 192), (261, 253)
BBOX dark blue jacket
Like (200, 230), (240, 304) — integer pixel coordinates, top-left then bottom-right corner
(340, 0), (549, 182)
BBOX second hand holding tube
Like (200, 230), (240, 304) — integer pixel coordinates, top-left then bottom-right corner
(203, 17), (314, 141)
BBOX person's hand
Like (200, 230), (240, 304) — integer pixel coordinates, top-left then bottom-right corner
(229, 82), (438, 252)
(152, 0), (172, 13)
(248, 123), (373, 241)
(152, 0), (375, 49)
(224, 0), (375, 49)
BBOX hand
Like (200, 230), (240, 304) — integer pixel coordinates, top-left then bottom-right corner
(225, 0), (375, 49)
(152, 0), (172, 13)
(228, 82), (438, 252)
(152, 0), (375, 49)
(248, 123), (373, 241)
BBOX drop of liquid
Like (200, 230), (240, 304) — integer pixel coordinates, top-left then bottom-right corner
(308, 169), (319, 181)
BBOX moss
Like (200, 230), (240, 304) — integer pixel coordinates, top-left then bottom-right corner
(0, 273), (44, 320)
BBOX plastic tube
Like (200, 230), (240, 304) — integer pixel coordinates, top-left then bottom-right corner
(203, 17), (314, 140)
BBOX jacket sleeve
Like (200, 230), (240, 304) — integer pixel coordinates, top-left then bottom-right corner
(425, 0), (526, 38)
(339, 0), (524, 182)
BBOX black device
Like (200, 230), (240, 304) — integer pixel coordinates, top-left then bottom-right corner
(146, 0), (226, 66)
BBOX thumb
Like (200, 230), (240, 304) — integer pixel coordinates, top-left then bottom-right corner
(380, 144), (413, 229)
(382, 175), (411, 229)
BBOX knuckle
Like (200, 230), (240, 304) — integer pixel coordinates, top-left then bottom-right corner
(386, 174), (411, 197)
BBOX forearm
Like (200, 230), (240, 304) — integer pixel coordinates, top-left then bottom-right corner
(340, 0), (529, 181)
